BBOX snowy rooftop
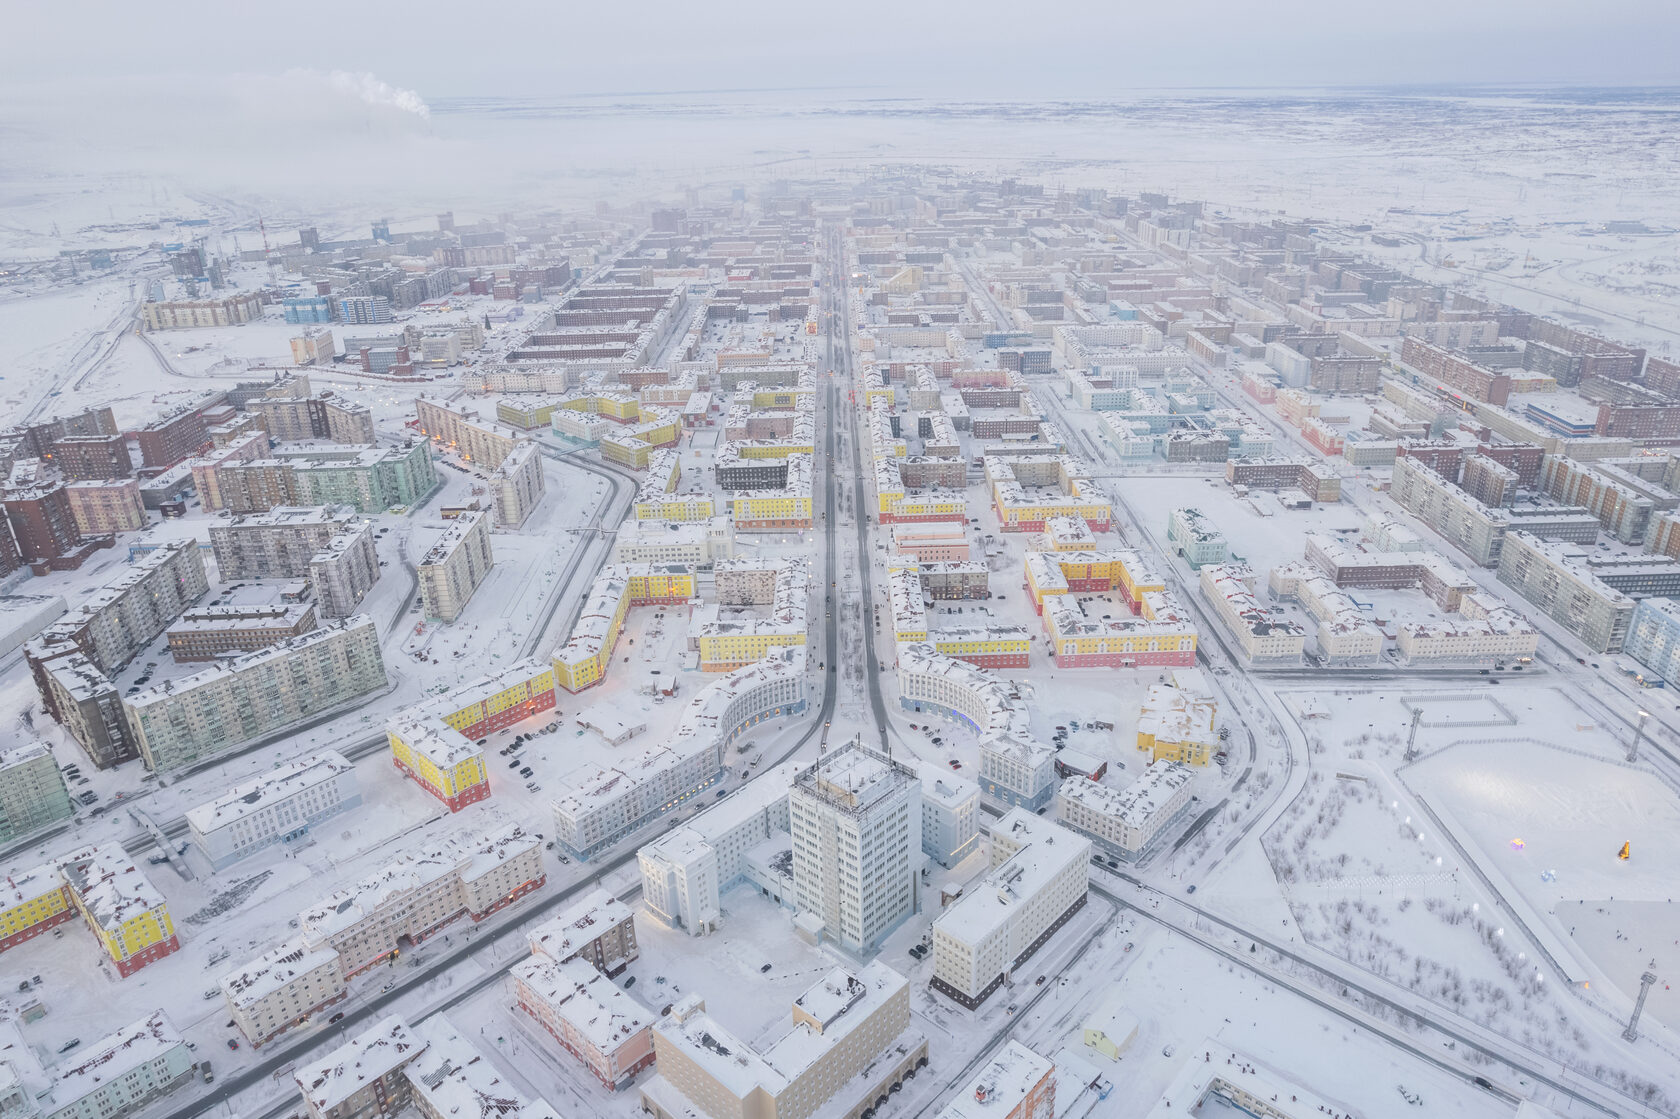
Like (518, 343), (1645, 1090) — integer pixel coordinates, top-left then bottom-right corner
(793, 741), (916, 816)
(935, 1041), (1053, 1119)
(47, 1012), (185, 1111)
(221, 937), (340, 1007)
(295, 1015), (423, 1113)
(54, 845), (167, 931)
(185, 751), (353, 835)
(936, 813), (1088, 944)
(511, 955), (654, 1051)
(405, 1015), (561, 1119)
(0, 863), (63, 909)
(528, 886), (634, 962)
(1060, 762), (1193, 826)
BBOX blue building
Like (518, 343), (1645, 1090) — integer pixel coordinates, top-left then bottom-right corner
(1625, 597), (1680, 685)
(338, 295), (392, 325)
(283, 295), (334, 324)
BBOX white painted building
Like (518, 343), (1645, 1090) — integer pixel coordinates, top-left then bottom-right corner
(186, 752), (360, 869)
(1054, 763), (1195, 859)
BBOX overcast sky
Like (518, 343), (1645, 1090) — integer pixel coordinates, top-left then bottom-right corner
(6, 0), (1680, 98)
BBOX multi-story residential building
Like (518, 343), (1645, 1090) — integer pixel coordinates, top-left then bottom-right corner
(1198, 564), (1305, 664)
(417, 511), (493, 622)
(1460, 454), (1519, 507)
(136, 409), (210, 470)
(405, 1016), (561, 1119)
(1166, 507), (1228, 569)
(208, 507), (381, 617)
(26, 542), (209, 767)
(337, 296), (392, 325)
(553, 564), (698, 691)
(611, 518), (735, 568)
(1626, 597), (1680, 685)
(936, 1042), (1056, 1119)
(490, 440), (546, 527)
(639, 963), (928, 1119)
(789, 742), (922, 954)
(414, 397), (527, 468)
(165, 602), (318, 661)
(198, 442), (437, 514)
(0, 863), (75, 954)
(186, 752), (360, 870)
(40, 1012), (194, 1119)
(56, 845), (179, 977)
(0, 745), (73, 843)
(528, 888), (639, 977)
(248, 391), (376, 446)
(297, 825), (543, 979)
(1539, 454), (1675, 545)
(49, 434), (132, 480)
(1389, 456), (1510, 567)
(1396, 591), (1540, 663)
(931, 810), (1089, 1009)
(141, 294), (262, 330)
(64, 479), (145, 535)
(1, 477), (87, 570)
(553, 649), (807, 861)
(222, 939), (345, 1048)
(1055, 763), (1196, 859)
(897, 644), (1058, 810)
(295, 1015), (425, 1119)
(511, 955), (656, 1089)
(124, 616), (387, 772)
(918, 763), (981, 868)
(1497, 532), (1635, 653)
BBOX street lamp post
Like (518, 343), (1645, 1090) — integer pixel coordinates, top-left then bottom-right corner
(1629, 709), (1651, 764)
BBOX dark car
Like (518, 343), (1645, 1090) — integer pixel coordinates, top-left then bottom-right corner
(519, 767), (534, 778)
(227, 1039), (239, 1050)
(329, 1011), (345, 1024)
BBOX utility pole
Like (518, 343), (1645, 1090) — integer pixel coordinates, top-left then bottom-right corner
(1623, 965), (1658, 1042)
(1404, 707), (1423, 762)
(1629, 709), (1650, 764)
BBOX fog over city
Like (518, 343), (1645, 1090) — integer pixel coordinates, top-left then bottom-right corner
(1, 5), (1680, 1119)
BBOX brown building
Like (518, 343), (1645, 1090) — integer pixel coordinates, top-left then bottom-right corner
(1460, 455), (1519, 508)
(1400, 337), (1512, 406)
(49, 434), (133, 480)
(1594, 401), (1680, 443)
(3, 482), (86, 567)
(137, 410), (211, 470)
(166, 603), (318, 662)
(1474, 442), (1545, 488)
(527, 888), (639, 978)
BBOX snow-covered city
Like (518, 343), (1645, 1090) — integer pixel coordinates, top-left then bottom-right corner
(4, 9), (1680, 1119)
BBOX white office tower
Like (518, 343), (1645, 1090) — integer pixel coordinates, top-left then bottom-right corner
(789, 740), (922, 953)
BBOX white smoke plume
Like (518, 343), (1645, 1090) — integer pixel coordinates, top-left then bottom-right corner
(327, 71), (431, 119)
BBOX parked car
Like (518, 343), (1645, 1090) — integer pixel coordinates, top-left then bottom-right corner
(57, 1039), (80, 1054)
(227, 1039), (239, 1050)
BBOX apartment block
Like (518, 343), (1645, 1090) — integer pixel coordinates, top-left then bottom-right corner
(64, 479), (144, 535)
(56, 845), (180, 977)
(936, 1043), (1055, 1119)
(1625, 597), (1680, 686)
(1496, 532), (1634, 653)
(295, 1015), (423, 1119)
(50, 434), (132, 480)
(165, 602), (318, 661)
(491, 440), (546, 527)
(415, 397), (526, 468)
(511, 955), (656, 1090)
(0, 745), (73, 844)
(186, 751), (360, 870)
(931, 810), (1089, 1009)
(1055, 763), (1195, 860)
(223, 939), (346, 1048)
(248, 392), (376, 445)
(1460, 454), (1519, 507)
(1389, 456), (1509, 567)
(1198, 564), (1305, 664)
(1165, 507), (1228, 568)
(417, 510), (493, 622)
(40, 1012), (194, 1119)
(0, 863), (75, 954)
(124, 616), (388, 772)
(137, 410), (210, 470)
(1224, 457), (1340, 502)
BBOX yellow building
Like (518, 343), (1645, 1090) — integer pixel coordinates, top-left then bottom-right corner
(388, 718), (492, 811)
(751, 387), (812, 408)
(562, 391), (641, 421)
(0, 864), (74, 953)
(636, 494), (716, 522)
(1136, 682), (1219, 766)
(56, 846), (179, 977)
(553, 565), (697, 692)
(729, 492), (813, 530)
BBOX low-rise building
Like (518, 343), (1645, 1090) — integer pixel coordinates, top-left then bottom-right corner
(935, 1042), (1056, 1119)
(639, 963), (928, 1119)
(1166, 508), (1228, 568)
(165, 602), (318, 661)
(1198, 564), (1304, 664)
(405, 1015), (560, 1119)
(294, 1015), (423, 1119)
(1135, 683), (1219, 766)
(222, 939), (345, 1048)
(528, 888), (639, 977)
(186, 751), (360, 870)
(1054, 763), (1195, 861)
(0, 863), (75, 954)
